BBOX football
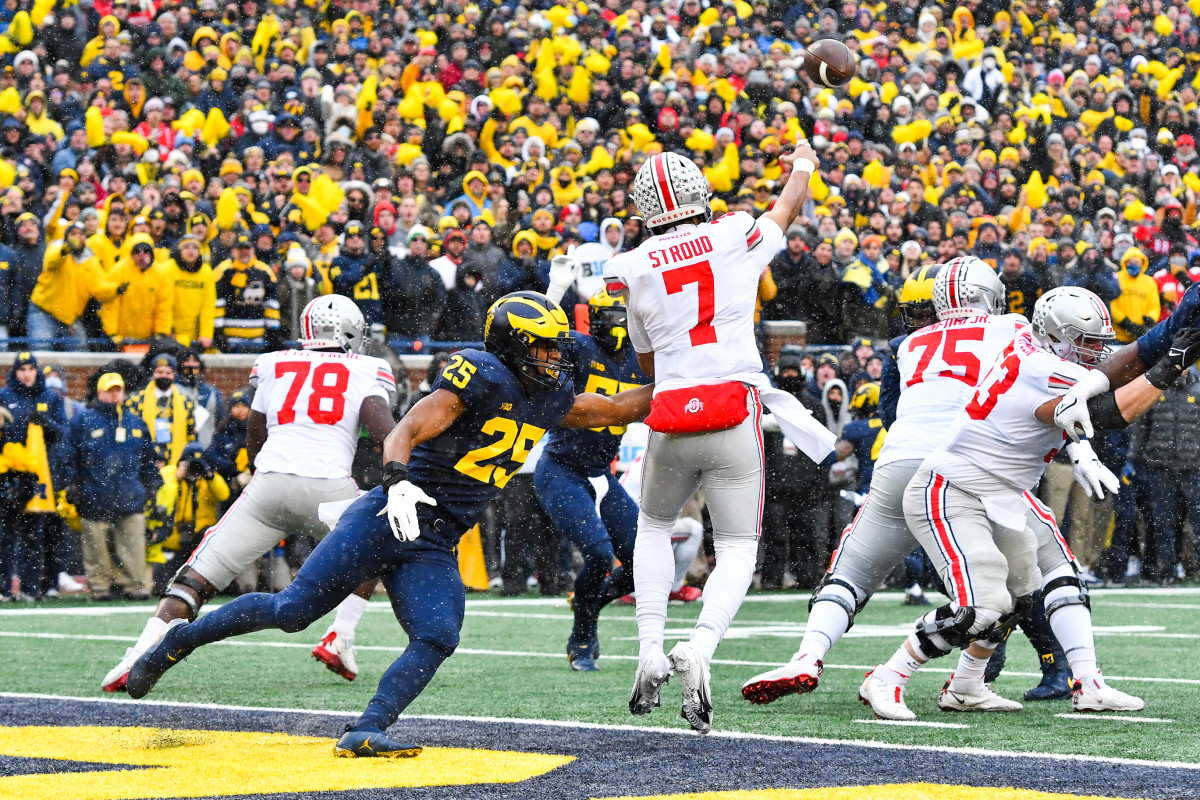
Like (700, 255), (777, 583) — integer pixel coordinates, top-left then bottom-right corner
(804, 38), (856, 87)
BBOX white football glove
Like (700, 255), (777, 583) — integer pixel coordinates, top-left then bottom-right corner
(1053, 369), (1111, 441)
(377, 479), (437, 543)
(1066, 439), (1120, 500)
(546, 244), (577, 305)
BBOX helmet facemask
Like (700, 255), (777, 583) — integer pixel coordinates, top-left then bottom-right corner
(514, 330), (574, 391)
(590, 305), (629, 355)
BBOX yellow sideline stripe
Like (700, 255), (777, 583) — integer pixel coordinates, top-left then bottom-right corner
(0, 726), (572, 800)
(598, 787), (1150, 800)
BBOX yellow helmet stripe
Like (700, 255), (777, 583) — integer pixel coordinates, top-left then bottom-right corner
(499, 296), (570, 340)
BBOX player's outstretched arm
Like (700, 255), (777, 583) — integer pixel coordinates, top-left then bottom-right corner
(382, 389), (467, 465)
(1056, 285), (1200, 438)
(560, 383), (654, 429)
(360, 395), (396, 446)
(762, 140), (818, 233)
(1039, 328), (1200, 431)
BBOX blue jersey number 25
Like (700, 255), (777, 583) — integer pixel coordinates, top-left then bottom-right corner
(455, 417), (545, 489)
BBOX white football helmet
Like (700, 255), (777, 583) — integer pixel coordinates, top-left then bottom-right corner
(300, 295), (367, 353)
(632, 152), (711, 230)
(1030, 286), (1115, 366)
(933, 256), (1007, 319)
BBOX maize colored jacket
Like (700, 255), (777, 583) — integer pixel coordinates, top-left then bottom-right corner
(1111, 269), (1162, 343)
(30, 242), (122, 325)
(166, 258), (217, 346)
(100, 257), (175, 341)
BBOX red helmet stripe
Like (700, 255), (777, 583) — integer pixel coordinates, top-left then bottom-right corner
(947, 263), (959, 308)
(654, 154), (675, 212)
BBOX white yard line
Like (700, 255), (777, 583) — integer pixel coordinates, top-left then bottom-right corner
(1053, 714), (1174, 724)
(852, 719), (971, 729)
(3, 629), (1199, 686)
(1100, 602), (1200, 611)
(1, 691), (1197, 771)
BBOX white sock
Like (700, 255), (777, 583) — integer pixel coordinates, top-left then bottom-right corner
(690, 537), (756, 662)
(133, 616), (168, 658)
(907, 584), (923, 597)
(947, 648), (992, 693)
(795, 579), (858, 662)
(330, 594), (369, 639)
(670, 518), (704, 592)
(1044, 565), (1099, 683)
(876, 635), (927, 687)
(634, 512), (676, 661)
(1049, 605), (1099, 683)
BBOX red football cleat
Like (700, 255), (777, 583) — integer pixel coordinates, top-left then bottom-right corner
(669, 586), (703, 602)
(312, 631), (358, 681)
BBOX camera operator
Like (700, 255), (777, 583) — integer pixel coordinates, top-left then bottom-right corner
(154, 442), (228, 592)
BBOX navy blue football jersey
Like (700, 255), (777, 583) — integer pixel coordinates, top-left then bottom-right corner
(840, 417), (887, 494)
(544, 333), (649, 476)
(408, 349), (575, 528)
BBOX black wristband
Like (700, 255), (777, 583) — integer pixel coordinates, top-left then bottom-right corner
(381, 461), (409, 491)
(1144, 357), (1182, 390)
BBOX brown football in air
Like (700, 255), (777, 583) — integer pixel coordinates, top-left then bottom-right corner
(804, 39), (856, 88)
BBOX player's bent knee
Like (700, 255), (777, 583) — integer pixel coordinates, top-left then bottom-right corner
(274, 591), (322, 634)
(916, 604), (1003, 650)
(809, 574), (866, 628)
(581, 539), (615, 568)
(415, 623), (460, 656)
(1043, 572), (1091, 617)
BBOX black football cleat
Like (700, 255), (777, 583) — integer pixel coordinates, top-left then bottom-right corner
(333, 725), (423, 758)
(126, 619), (191, 699)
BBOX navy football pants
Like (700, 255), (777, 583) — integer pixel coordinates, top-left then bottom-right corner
(534, 456), (637, 641)
(177, 486), (466, 734)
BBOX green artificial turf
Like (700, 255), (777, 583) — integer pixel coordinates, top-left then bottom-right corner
(1, 589), (1197, 764)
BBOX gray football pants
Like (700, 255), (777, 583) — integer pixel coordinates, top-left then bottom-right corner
(183, 471), (358, 590)
(903, 466), (1043, 615)
(826, 460), (1073, 605)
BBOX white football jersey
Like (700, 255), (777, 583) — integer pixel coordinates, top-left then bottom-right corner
(928, 329), (1090, 493)
(603, 211), (783, 388)
(249, 349), (395, 479)
(876, 314), (1028, 469)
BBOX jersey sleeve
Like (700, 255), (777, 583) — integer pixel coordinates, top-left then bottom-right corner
(732, 211), (785, 272)
(430, 350), (501, 410)
(368, 357), (397, 404)
(1019, 349), (1091, 417)
(627, 300), (652, 353)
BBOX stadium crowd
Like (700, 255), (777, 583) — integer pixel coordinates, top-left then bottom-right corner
(1, 0), (1199, 600)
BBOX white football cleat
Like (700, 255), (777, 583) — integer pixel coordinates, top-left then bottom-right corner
(1072, 674), (1145, 712)
(858, 669), (916, 721)
(101, 647), (139, 692)
(668, 641), (713, 734)
(628, 649), (671, 716)
(741, 653), (823, 705)
(312, 631), (358, 681)
(939, 681), (1023, 713)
